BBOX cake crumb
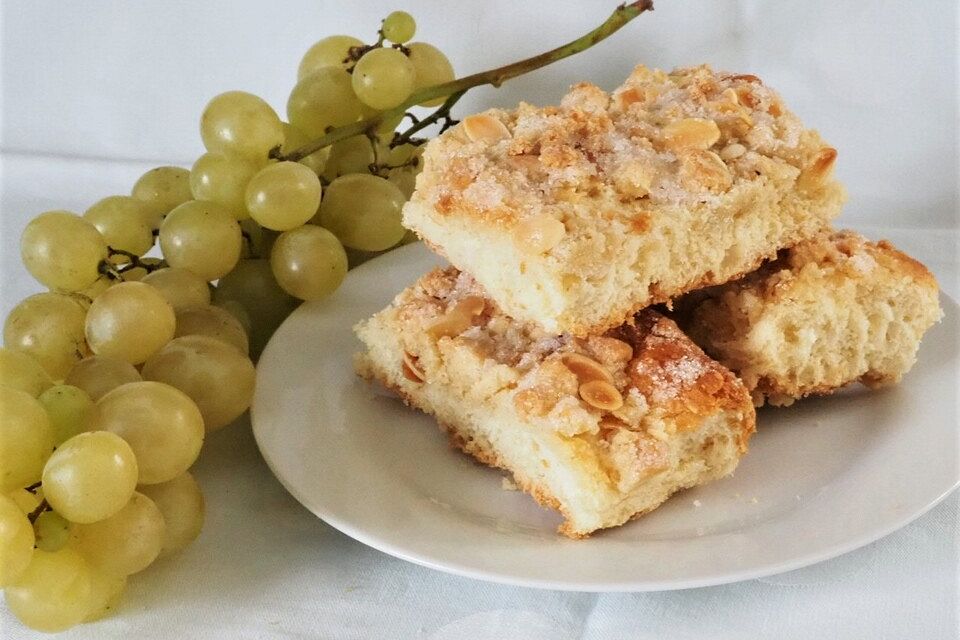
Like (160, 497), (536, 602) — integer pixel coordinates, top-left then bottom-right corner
(750, 497), (759, 504)
(501, 477), (519, 491)
(692, 499), (702, 507)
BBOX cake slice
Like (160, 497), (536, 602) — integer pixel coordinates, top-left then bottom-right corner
(675, 230), (942, 406)
(354, 267), (756, 538)
(403, 64), (846, 336)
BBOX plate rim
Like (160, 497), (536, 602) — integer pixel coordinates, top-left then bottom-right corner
(251, 242), (960, 592)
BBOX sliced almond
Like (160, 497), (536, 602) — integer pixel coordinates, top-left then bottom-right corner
(679, 149), (732, 193)
(401, 351), (425, 383)
(797, 147), (838, 191)
(662, 118), (721, 151)
(579, 380), (624, 411)
(452, 296), (486, 318)
(462, 114), (511, 143)
(560, 353), (614, 384)
(513, 213), (566, 256)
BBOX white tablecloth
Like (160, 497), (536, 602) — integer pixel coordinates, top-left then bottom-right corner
(1, 153), (957, 639)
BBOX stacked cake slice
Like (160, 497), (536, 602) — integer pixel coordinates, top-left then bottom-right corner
(355, 64), (940, 537)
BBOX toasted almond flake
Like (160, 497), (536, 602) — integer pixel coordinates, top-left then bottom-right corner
(797, 147), (838, 191)
(402, 351), (425, 383)
(579, 380), (624, 411)
(513, 213), (566, 255)
(561, 353), (614, 384)
(453, 295), (486, 317)
(662, 118), (721, 151)
(463, 114), (511, 143)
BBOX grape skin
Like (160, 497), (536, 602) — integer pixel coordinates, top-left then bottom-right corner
(141, 267), (213, 311)
(174, 304), (250, 355)
(64, 355), (142, 402)
(42, 431), (139, 524)
(318, 174), (407, 251)
(0, 494), (35, 587)
(270, 225), (348, 301)
(245, 162), (323, 231)
(287, 67), (365, 138)
(84, 282), (177, 365)
(4, 548), (92, 632)
(38, 385), (97, 445)
(131, 166), (192, 228)
(69, 492), (165, 576)
(3, 292), (90, 380)
(139, 472), (205, 556)
(351, 47), (416, 111)
(297, 34), (364, 78)
(20, 211), (108, 292)
(142, 335), (256, 432)
(159, 200), (242, 281)
(93, 381), (204, 484)
(0, 387), (55, 493)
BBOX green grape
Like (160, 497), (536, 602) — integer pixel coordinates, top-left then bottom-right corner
(287, 67), (364, 138)
(388, 166), (418, 198)
(200, 91), (284, 160)
(213, 299), (253, 338)
(131, 166), (192, 229)
(297, 34), (364, 78)
(142, 335), (255, 432)
(69, 492), (164, 576)
(84, 567), (126, 622)
(323, 135), (376, 179)
(175, 304), (250, 354)
(159, 200), (242, 280)
(7, 488), (41, 514)
(189, 152), (260, 220)
(4, 548), (91, 632)
(93, 381), (204, 484)
(33, 510), (71, 552)
(0, 494), (35, 587)
(4, 292), (89, 380)
(141, 267), (212, 311)
(78, 276), (114, 300)
(139, 472), (204, 556)
(21, 211), (109, 292)
(120, 257), (164, 282)
(270, 225), (347, 301)
(238, 218), (278, 259)
(0, 387), (54, 493)
(244, 161), (322, 231)
(352, 47), (416, 110)
(42, 431), (139, 524)
(408, 42), (455, 106)
(85, 281), (176, 365)
(38, 385), (96, 445)
(318, 174), (406, 251)
(280, 122), (330, 175)
(0, 347), (53, 396)
(64, 355), (141, 402)
(213, 259), (299, 358)
(83, 196), (155, 258)
(382, 10), (416, 43)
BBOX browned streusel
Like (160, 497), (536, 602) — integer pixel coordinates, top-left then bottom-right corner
(416, 65), (835, 234)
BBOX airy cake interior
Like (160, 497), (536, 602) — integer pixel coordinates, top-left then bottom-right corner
(677, 230), (943, 406)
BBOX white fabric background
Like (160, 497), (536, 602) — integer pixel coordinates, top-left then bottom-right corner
(1, 0), (958, 637)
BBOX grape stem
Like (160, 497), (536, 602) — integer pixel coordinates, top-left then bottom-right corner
(275, 0), (654, 162)
(27, 498), (49, 524)
(100, 248), (166, 280)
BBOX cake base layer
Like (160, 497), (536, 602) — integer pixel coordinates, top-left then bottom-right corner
(355, 268), (756, 537)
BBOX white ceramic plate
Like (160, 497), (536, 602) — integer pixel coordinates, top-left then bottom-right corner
(251, 242), (960, 591)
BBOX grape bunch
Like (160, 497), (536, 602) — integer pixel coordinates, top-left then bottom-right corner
(0, 10), (454, 632)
